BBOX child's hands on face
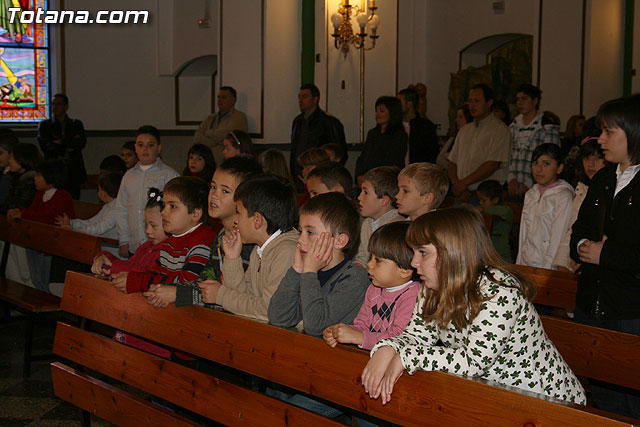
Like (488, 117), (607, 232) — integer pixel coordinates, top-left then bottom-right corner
(91, 254), (112, 276)
(301, 232), (334, 274)
(110, 272), (129, 293)
(143, 284), (176, 308)
(221, 227), (243, 260)
(199, 279), (221, 304)
(292, 244), (304, 274)
(55, 213), (71, 229)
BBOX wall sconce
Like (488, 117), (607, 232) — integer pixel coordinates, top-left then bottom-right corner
(331, 0), (380, 58)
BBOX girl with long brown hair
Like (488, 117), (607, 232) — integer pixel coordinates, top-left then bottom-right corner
(361, 207), (586, 405)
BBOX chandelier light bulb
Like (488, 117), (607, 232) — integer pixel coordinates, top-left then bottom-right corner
(356, 13), (368, 29)
(369, 14), (380, 30)
(331, 12), (343, 29)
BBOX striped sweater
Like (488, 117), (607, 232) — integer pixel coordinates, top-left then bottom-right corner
(125, 223), (216, 294)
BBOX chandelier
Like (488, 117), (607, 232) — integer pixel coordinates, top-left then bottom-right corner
(330, 0), (380, 58)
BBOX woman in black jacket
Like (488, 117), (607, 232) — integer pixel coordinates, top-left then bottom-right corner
(570, 94), (640, 419)
(355, 96), (407, 184)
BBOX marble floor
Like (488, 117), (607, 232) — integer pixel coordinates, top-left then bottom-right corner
(0, 310), (112, 427)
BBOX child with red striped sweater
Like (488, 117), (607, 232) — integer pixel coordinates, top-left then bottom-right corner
(110, 176), (215, 294)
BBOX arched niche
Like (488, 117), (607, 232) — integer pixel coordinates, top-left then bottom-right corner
(174, 55), (218, 125)
(447, 34), (533, 135)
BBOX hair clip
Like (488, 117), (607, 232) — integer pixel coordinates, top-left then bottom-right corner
(230, 131), (240, 146)
(148, 189), (163, 202)
(581, 136), (598, 146)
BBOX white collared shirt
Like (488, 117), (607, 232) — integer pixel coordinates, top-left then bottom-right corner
(384, 280), (413, 293)
(172, 222), (201, 238)
(42, 188), (57, 202)
(257, 229), (282, 259)
(615, 163), (640, 197)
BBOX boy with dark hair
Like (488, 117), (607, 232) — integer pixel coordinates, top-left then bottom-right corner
(115, 125), (179, 257)
(150, 156), (263, 308)
(396, 162), (448, 220)
(269, 192), (369, 336)
(355, 166), (405, 265)
(508, 83), (561, 199)
(112, 176), (215, 294)
(186, 174), (299, 321)
(320, 143), (345, 163)
(477, 179), (514, 261)
(99, 154), (127, 176)
(305, 162), (353, 198)
(57, 172), (123, 240)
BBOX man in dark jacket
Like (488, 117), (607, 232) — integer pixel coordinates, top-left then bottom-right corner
(290, 84), (346, 192)
(398, 87), (439, 164)
(37, 93), (86, 199)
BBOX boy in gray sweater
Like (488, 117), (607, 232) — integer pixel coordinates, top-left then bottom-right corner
(268, 192), (369, 336)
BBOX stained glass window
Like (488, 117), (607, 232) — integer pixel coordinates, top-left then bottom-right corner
(0, 0), (49, 122)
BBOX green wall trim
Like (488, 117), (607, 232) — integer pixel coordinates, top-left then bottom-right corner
(301, 0), (315, 85)
(623, 0), (634, 95)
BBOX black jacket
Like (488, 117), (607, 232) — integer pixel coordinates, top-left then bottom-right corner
(355, 127), (407, 179)
(1, 170), (36, 214)
(290, 108), (346, 190)
(570, 165), (640, 319)
(408, 116), (439, 164)
(37, 116), (87, 187)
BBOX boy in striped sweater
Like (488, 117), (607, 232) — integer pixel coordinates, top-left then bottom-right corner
(110, 176), (215, 294)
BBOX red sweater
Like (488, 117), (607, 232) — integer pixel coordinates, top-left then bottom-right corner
(126, 223), (215, 293)
(20, 189), (75, 225)
(95, 239), (164, 275)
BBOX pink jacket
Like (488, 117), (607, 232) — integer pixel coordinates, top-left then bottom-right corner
(351, 281), (421, 350)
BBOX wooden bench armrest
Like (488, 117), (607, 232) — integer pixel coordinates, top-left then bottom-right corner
(0, 215), (109, 265)
(0, 278), (60, 312)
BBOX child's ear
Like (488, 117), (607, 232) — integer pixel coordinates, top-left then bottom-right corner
(422, 192), (435, 207)
(253, 211), (266, 230)
(333, 233), (349, 251)
(380, 195), (391, 207)
(557, 163), (564, 174)
(398, 266), (414, 281)
(190, 208), (203, 223)
(330, 183), (345, 194)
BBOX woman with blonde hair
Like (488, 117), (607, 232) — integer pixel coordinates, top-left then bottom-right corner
(361, 207), (586, 405)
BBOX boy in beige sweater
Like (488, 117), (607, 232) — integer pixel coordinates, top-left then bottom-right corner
(199, 174), (299, 321)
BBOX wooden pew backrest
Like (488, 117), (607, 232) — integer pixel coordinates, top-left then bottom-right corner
(52, 271), (636, 427)
(514, 264), (578, 311)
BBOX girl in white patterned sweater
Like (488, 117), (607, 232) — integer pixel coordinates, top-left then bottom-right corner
(361, 207), (586, 405)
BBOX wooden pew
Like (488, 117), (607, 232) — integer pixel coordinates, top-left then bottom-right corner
(73, 200), (104, 220)
(0, 215), (117, 376)
(52, 271), (636, 426)
(515, 264), (578, 311)
(81, 173), (99, 190)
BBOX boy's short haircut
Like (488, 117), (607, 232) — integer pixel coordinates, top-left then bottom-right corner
(36, 159), (67, 189)
(99, 172), (123, 199)
(477, 180), (503, 203)
(320, 143), (345, 162)
(399, 162), (449, 208)
(163, 176), (210, 224)
(12, 143), (42, 172)
(516, 83), (542, 103)
(122, 140), (136, 152)
(362, 166), (401, 208)
(136, 125), (160, 143)
(300, 192), (360, 258)
(297, 147), (330, 167)
(368, 221), (414, 271)
(218, 156), (262, 182)
(99, 155), (127, 175)
(234, 174), (298, 235)
(307, 162), (353, 195)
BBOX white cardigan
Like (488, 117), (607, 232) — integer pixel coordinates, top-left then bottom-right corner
(517, 180), (574, 268)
